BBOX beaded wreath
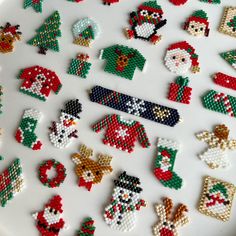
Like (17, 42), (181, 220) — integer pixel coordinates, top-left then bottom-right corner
(38, 159), (67, 188)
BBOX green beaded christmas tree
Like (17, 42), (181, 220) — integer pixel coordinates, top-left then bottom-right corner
(23, 0), (44, 13)
(27, 11), (62, 55)
(77, 217), (96, 236)
(227, 16), (236, 32)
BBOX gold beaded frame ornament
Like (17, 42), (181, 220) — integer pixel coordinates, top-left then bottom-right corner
(219, 7), (236, 38)
(198, 176), (236, 221)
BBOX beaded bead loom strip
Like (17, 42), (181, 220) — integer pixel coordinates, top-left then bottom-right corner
(89, 86), (181, 127)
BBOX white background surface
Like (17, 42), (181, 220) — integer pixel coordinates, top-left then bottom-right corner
(0, 0), (236, 235)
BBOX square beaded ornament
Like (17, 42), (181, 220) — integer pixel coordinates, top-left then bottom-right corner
(219, 7), (236, 38)
(198, 176), (236, 221)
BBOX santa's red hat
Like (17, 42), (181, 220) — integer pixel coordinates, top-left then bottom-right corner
(45, 195), (63, 213)
(167, 41), (200, 73)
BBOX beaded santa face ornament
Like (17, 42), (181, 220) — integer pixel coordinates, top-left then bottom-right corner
(198, 176), (236, 221)
(104, 171), (146, 232)
(0, 23), (22, 53)
(32, 195), (66, 236)
(164, 41), (200, 75)
(71, 144), (113, 191)
(153, 198), (189, 236)
(196, 124), (236, 169)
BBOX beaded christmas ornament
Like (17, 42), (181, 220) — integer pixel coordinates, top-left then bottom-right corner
(90, 86), (181, 126)
(68, 54), (92, 79)
(104, 171), (146, 232)
(169, 0), (188, 6)
(183, 10), (210, 37)
(77, 217), (95, 236)
(72, 144), (113, 191)
(92, 114), (150, 153)
(124, 1), (167, 44)
(38, 159), (67, 188)
(18, 66), (62, 101)
(99, 44), (146, 80)
(168, 76), (192, 104)
(49, 99), (82, 149)
(28, 11), (62, 55)
(0, 85), (3, 114)
(0, 23), (22, 53)
(164, 41), (200, 75)
(32, 195), (66, 236)
(220, 49), (236, 70)
(198, 176), (236, 221)
(0, 158), (25, 207)
(214, 72), (236, 90)
(68, 0), (83, 2)
(103, 0), (120, 5)
(219, 7), (236, 38)
(199, 0), (220, 4)
(15, 109), (43, 150)
(72, 18), (100, 47)
(23, 0), (44, 13)
(196, 124), (236, 169)
(202, 90), (236, 118)
(153, 197), (189, 236)
(154, 138), (183, 190)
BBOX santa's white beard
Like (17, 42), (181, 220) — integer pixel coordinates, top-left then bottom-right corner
(43, 208), (61, 225)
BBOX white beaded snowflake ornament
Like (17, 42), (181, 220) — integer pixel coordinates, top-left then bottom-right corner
(196, 124), (236, 169)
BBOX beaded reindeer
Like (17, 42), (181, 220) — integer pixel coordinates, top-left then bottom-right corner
(153, 198), (189, 236)
(115, 48), (135, 72)
(0, 23), (21, 53)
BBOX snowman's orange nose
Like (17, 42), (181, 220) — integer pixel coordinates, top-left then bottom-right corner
(123, 194), (129, 199)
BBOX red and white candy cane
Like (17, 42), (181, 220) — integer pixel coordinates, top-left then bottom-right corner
(214, 92), (234, 117)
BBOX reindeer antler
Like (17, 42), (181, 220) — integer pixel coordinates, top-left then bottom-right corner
(98, 154), (112, 166)
(173, 203), (188, 224)
(163, 197), (173, 220)
(80, 144), (93, 158)
(115, 48), (122, 56)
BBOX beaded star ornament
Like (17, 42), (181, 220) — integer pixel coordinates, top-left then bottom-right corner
(71, 144), (113, 191)
(219, 7), (236, 38)
(196, 124), (236, 169)
(198, 176), (236, 221)
(0, 159), (25, 207)
(153, 198), (189, 236)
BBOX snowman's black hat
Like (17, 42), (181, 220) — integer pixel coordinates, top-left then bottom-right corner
(61, 99), (82, 119)
(114, 171), (142, 193)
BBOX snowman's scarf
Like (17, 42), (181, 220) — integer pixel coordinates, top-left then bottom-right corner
(105, 198), (146, 220)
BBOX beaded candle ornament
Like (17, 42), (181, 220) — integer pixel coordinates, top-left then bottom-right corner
(38, 159), (67, 188)
(77, 217), (96, 235)
(124, 1), (167, 44)
(220, 49), (236, 70)
(219, 7), (236, 38)
(168, 76), (192, 104)
(0, 23), (22, 53)
(90, 85), (181, 126)
(183, 10), (210, 37)
(196, 124), (236, 169)
(164, 41), (200, 75)
(49, 99), (82, 148)
(28, 11), (62, 55)
(18, 66), (62, 101)
(15, 109), (43, 150)
(202, 90), (236, 118)
(153, 197), (189, 236)
(32, 195), (66, 236)
(68, 53), (92, 79)
(99, 44), (146, 80)
(92, 114), (150, 153)
(198, 176), (236, 221)
(72, 18), (100, 47)
(71, 144), (113, 191)
(154, 138), (183, 190)
(104, 171), (146, 232)
(214, 72), (236, 91)
(0, 158), (25, 207)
